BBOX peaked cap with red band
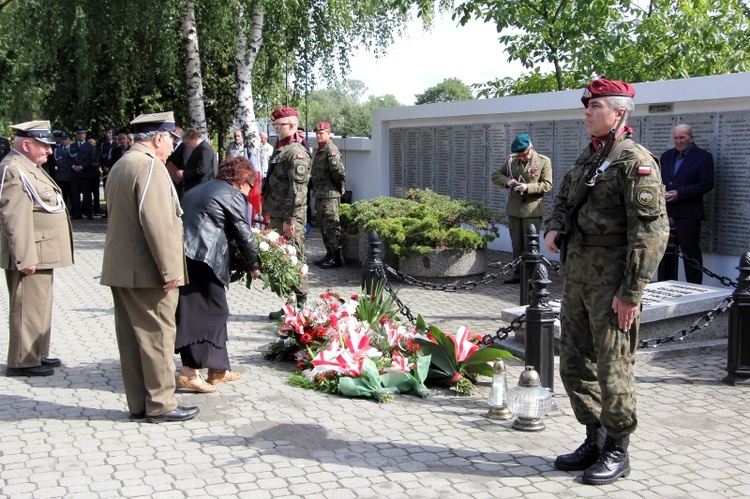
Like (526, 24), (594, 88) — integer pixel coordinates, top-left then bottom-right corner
(271, 107), (299, 120)
(581, 78), (635, 107)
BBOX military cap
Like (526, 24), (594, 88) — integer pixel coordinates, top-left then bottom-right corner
(581, 78), (635, 107)
(511, 133), (532, 153)
(271, 107), (299, 120)
(10, 120), (55, 145)
(74, 124), (87, 133)
(52, 130), (62, 137)
(60, 131), (70, 139)
(104, 124), (115, 131)
(130, 112), (179, 138)
(314, 121), (330, 132)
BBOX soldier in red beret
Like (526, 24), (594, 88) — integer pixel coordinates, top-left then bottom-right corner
(311, 121), (346, 269)
(263, 107), (312, 319)
(544, 79), (669, 485)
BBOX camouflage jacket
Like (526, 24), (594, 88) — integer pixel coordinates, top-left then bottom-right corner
(264, 141), (311, 224)
(311, 141), (345, 199)
(544, 133), (669, 304)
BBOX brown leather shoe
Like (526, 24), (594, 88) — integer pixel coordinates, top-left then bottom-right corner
(207, 369), (242, 385)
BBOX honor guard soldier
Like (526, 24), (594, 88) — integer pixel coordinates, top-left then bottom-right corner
(544, 79), (669, 485)
(1, 121), (73, 376)
(311, 121), (346, 269)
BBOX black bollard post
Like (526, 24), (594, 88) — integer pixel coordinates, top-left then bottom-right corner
(723, 252), (750, 386)
(520, 224), (543, 306)
(657, 218), (680, 282)
(361, 230), (385, 295)
(524, 262), (556, 392)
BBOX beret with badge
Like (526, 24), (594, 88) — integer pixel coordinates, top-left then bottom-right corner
(271, 107), (299, 121)
(313, 121), (330, 132)
(581, 78), (635, 107)
(511, 133), (532, 153)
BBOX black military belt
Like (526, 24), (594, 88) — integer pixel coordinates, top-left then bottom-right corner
(581, 234), (628, 246)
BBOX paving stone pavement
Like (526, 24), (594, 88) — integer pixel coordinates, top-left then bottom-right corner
(2, 220), (750, 498)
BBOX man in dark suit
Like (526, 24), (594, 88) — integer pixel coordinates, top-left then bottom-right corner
(69, 125), (98, 219)
(660, 124), (714, 284)
(166, 126), (192, 198)
(177, 128), (214, 193)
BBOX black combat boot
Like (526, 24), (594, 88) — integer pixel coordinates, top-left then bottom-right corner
(582, 435), (630, 485)
(320, 253), (343, 269)
(554, 424), (605, 471)
(314, 249), (332, 266)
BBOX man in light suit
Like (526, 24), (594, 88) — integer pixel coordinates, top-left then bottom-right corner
(660, 124), (714, 284)
(101, 112), (198, 423)
(491, 133), (553, 284)
(0, 121), (74, 377)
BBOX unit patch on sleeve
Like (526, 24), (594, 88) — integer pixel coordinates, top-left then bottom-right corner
(636, 187), (656, 206)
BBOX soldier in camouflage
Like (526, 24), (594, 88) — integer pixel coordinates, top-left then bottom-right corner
(311, 122), (346, 269)
(263, 107), (312, 318)
(543, 79), (669, 486)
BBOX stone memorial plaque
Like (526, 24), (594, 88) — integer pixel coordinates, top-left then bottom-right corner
(403, 128), (419, 192)
(552, 120), (585, 208)
(467, 125), (487, 203)
(487, 124), (509, 214)
(389, 128), (405, 198)
(640, 114), (675, 155)
(434, 127), (451, 196)
(451, 126), (470, 199)
(418, 127), (434, 190)
(508, 122), (530, 149)
(714, 111), (750, 255)
(529, 122), (555, 220)
(678, 113), (716, 154)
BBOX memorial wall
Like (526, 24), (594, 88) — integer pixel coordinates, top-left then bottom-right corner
(388, 110), (748, 256)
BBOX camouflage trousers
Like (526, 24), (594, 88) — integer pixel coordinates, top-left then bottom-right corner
(559, 280), (639, 438)
(315, 197), (341, 254)
(270, 217), (309, 303)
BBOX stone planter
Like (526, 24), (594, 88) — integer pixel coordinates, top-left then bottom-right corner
(398, 249), (487, 277)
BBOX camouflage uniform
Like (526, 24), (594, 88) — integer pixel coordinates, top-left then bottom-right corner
(312, 140), (345, 255)
(491, 150), (552, 277)
(544, 133), (669, 438)
(264, 141), (312, 302)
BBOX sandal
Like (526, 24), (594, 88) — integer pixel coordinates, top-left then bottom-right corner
(177, 372), (218, 393)
(207, 369), (242, 385)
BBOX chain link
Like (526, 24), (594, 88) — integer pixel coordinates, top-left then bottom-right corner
(638, 295), (734, 348)
(677, 249), (738, 288)
(374, 266), (418, 325)
(481, 314), (525, 346)
(540, 256), (562, 275)
(382, 257), (521, 292)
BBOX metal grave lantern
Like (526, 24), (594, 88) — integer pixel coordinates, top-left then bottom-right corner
(486, 359), (512, 420)
(506, 366), (553, 431)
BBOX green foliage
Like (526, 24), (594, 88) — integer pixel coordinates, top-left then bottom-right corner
(353, 282), (402, 327)
(415, 77), (474, 105)
(352, 189), (502, 258)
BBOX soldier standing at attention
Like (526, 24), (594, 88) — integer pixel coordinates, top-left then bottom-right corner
(263, 107), (311, 319)
(311, 121), (346, 269)
(543, 79), (669, 485)
(491, 133), (552, 284)
(1, 121), (73, 377)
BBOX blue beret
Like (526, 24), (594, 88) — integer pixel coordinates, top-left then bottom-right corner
(511, 133), (531, 153)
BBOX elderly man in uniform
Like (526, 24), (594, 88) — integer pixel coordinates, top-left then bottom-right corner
(543, 79), (669, 485)
(0, 121), (73, 377)
(263, 107), (311, 319)
(101, 112), (198, 423)
(311, 121), (346, 269)
(491, 133), (552, 284)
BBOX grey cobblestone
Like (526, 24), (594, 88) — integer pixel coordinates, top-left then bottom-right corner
(1, 221), (750, 498)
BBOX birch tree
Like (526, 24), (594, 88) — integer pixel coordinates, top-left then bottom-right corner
(181, 0), (208, 135)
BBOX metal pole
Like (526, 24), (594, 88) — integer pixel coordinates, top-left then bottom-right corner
(657, 217), (680, 281)
(524, 262), (556, 392)
(723, 252), (750, 385)
(520, 224), (543, 306)
(361, 230), (385, 294)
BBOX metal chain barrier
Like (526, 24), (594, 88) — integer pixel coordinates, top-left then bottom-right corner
(382, 256), (521, 292)
(374, 266), (418, 325)
(540, 255), (562, 275)
(678, 249), (738, 288)
(638, 295), (734, 348)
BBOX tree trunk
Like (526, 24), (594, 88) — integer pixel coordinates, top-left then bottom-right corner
(235, 1), (264, 152)
(181, 0), (207, 136)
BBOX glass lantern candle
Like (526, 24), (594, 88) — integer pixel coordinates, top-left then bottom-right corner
(506, 366), (553, 431)
(486, 359), (513, 420)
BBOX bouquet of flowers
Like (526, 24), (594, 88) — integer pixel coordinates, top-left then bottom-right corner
(234, 228), (307, 300)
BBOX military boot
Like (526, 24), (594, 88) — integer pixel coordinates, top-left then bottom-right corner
(582, 435), (630, 485)
(554, 424), (605, 471)
(314, 249), (332, 266)
(320, 253), (343, 269)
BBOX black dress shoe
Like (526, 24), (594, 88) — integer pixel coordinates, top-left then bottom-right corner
(5, 365), (54, 377)
(146, 406), (200, 423)
(41, 357), (62, 367)
(314, 251), (332, 266)
(130, 412), (147, 421)
(268, 308), (284, 320)
(320, 256), (342, 269)
(504, 277), (521, 284)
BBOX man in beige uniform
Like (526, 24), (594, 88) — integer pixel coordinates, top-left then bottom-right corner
(101, 112), (198, 423)
(1, 121), (73, 377)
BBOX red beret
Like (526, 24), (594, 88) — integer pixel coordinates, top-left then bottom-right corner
(581, 79), (635, 107)
(271, 107), (299, 120)
(314, 121), (330, 132)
